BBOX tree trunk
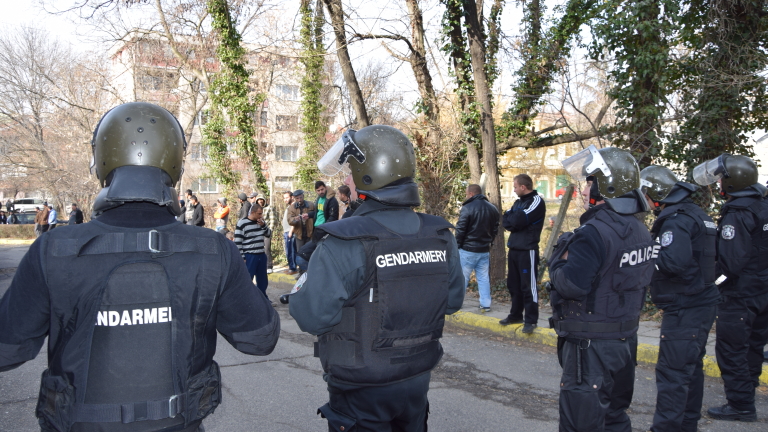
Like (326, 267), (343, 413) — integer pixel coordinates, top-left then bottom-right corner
(463, 0), (506, 286)
(322, 0), (369, 128)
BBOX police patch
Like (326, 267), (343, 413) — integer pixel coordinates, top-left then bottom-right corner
(660, 231), (674, 247)
(721, 225), (735, 240)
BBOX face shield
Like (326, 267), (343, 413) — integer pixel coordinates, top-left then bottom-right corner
(693, 155), (729, 185)
(317, 129), (366, 176)
(561, 145), (612, 182)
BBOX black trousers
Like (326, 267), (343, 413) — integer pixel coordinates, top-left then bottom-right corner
(651, 305), (716, 432)
(507, 249), (539, 324)
(558, 336), (636, 432)
(321, 374), (430, 432)
(715, 292), (768, 412)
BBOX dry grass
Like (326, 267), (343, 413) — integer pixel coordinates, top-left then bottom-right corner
(0, 225), (35, 239)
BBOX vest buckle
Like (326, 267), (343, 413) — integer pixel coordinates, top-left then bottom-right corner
(149, 230), (162, 253)
(168, 394), (178, 418)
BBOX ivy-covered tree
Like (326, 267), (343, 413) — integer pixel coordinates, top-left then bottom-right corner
(295, 0), (327, 190)
(203, 0), (268, 198)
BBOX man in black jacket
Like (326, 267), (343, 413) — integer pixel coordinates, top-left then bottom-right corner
(188, 195), (205, 227)
(237, 192), (251, 221)
(455, 184), (500, 312)
(695, 154), (768, 422)
(0, 102), (279, 432)
(501, 174), (546, 332)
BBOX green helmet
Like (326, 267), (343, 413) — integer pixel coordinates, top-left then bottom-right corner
(317, 125), (416, 191)
(693, 154), (758, 196)
(91, 102), (186, 187)
(562, 145), (640, 199)
(640, 165), (678, 202)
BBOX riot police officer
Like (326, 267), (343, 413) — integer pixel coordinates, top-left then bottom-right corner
(549, 145), (655, 431)
(288, 125), (465, 431)
(0, 102), (280, 431)
(640, 165), (719, 431)
(694, 154), (768, 422)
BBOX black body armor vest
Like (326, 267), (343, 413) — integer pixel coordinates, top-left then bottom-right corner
(719, 196), (768, 296)
(37, 221), (225, 432)
(553, 208), (656, 339)
(650, 203), (717, 303)
(313, 213), (453, 385)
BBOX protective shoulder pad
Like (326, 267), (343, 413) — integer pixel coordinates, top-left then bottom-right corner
(315, 217), (383, 240)
(416, 213), (454, 235)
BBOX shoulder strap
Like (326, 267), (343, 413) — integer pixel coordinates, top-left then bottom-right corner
(51, 231), (218, 257)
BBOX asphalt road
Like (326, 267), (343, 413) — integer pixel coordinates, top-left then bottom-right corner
(1, 244), (766, 431)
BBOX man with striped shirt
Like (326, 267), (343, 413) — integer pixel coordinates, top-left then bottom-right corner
(501, 174), (546, 333)
(235, 204), (272, 298)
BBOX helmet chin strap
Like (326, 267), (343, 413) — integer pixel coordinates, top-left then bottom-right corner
(587, 175), (603, 207)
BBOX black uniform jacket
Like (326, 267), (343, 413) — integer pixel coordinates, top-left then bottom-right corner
(454, 194), (500, 253)
(0, 203), (279, 373)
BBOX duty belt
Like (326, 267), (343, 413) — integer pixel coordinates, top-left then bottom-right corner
(71, 393), (186, 423)
(554, 318), (639, 334)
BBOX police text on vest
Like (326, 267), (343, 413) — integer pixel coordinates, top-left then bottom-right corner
(619, 245), (660, 268)
(376, 250), (447, 267)
(95, 307), (173, 326)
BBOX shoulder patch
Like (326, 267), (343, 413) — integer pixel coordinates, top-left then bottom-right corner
(660, 231), (674, 247)
(763, 223), (768, 231)
(721, 225), (735, 240)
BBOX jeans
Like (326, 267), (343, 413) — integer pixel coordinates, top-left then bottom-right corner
(459, 249), (491, 308)
(244, 253), (268, 298)
(283, 232), (296, 271)
(296, 255), (309, 273)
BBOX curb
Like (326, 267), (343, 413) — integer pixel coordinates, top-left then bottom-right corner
(268, 272), (298, 285)
(446, 310), (768, 385)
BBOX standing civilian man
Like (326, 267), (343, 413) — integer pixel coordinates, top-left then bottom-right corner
(188, 195), (205, 227)
(213, 197), (230, 233)
(311, 181), (339, 226)
(281, 191), (297, 275)
(287, 190), (315, 256)
(237, 192), (251, 221)
(455, 184), (500, 312)
(501, 174), (546, 333)
(235, 204), (272, 298)
(255, 194), (276, 274)
(694, 154), (768, 422)
(69, 203), (84, 225)
(47, 204), (58, 230)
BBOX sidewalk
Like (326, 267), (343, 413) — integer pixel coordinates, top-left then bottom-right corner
(449, 295), (768, 385)
(267, 270), (768, 385)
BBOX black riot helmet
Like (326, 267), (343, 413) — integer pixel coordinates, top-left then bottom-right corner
(562, 145), (647, 213)
(693, 154), (758, 197)
(90, 102), (187, 216)
(640, 165), (678, 202)
(318, 125), (416, 190)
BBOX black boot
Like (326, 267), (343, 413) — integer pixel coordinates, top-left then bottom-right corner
(706, 404), (756, 422)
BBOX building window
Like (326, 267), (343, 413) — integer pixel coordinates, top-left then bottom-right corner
(274, 84), (300, 101)
(275, 115), (299, 131)
(275, 146), (298, 161)
(188, 144), (207, 160)
(192, 178), (218, 193)
(137, 68), (179, 92)
(275, 176), (295, 191)
(194, 109), (209, 126)
(260, 110), (268, 127)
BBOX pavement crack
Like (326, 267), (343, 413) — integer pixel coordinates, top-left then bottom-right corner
(0, 397), (34, 406)
(432, 353), (559, 423)
(218, 354), (314, 369)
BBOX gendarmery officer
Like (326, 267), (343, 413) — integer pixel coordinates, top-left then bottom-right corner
(640, 166), (719, 431)
(694, 154), (768, 422)
(0, 102), (280, 432)
(548, 145), (656, 431)
(288, 125), (465, 432)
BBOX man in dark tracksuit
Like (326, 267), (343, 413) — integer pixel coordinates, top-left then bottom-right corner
(0, 103), (280, 432)
(695, 154), (768, 422)
(550, 146), (655, 432)
(289, 126), (465, 432)
(641, 166), (719, 432)
(501, 174), (545, 332)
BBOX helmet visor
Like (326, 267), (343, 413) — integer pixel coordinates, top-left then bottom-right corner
(317, 129), (365, 176)
(561, 145), (612, 182)
(693, 156), (727, 185)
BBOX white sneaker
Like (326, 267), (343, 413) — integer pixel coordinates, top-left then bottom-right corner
(267, 269), (273, 274)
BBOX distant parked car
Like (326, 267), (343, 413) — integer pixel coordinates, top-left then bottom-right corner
(10, 212), (36, 224)
(555, 188), (578, 200)
(12, 198), (46, 213)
